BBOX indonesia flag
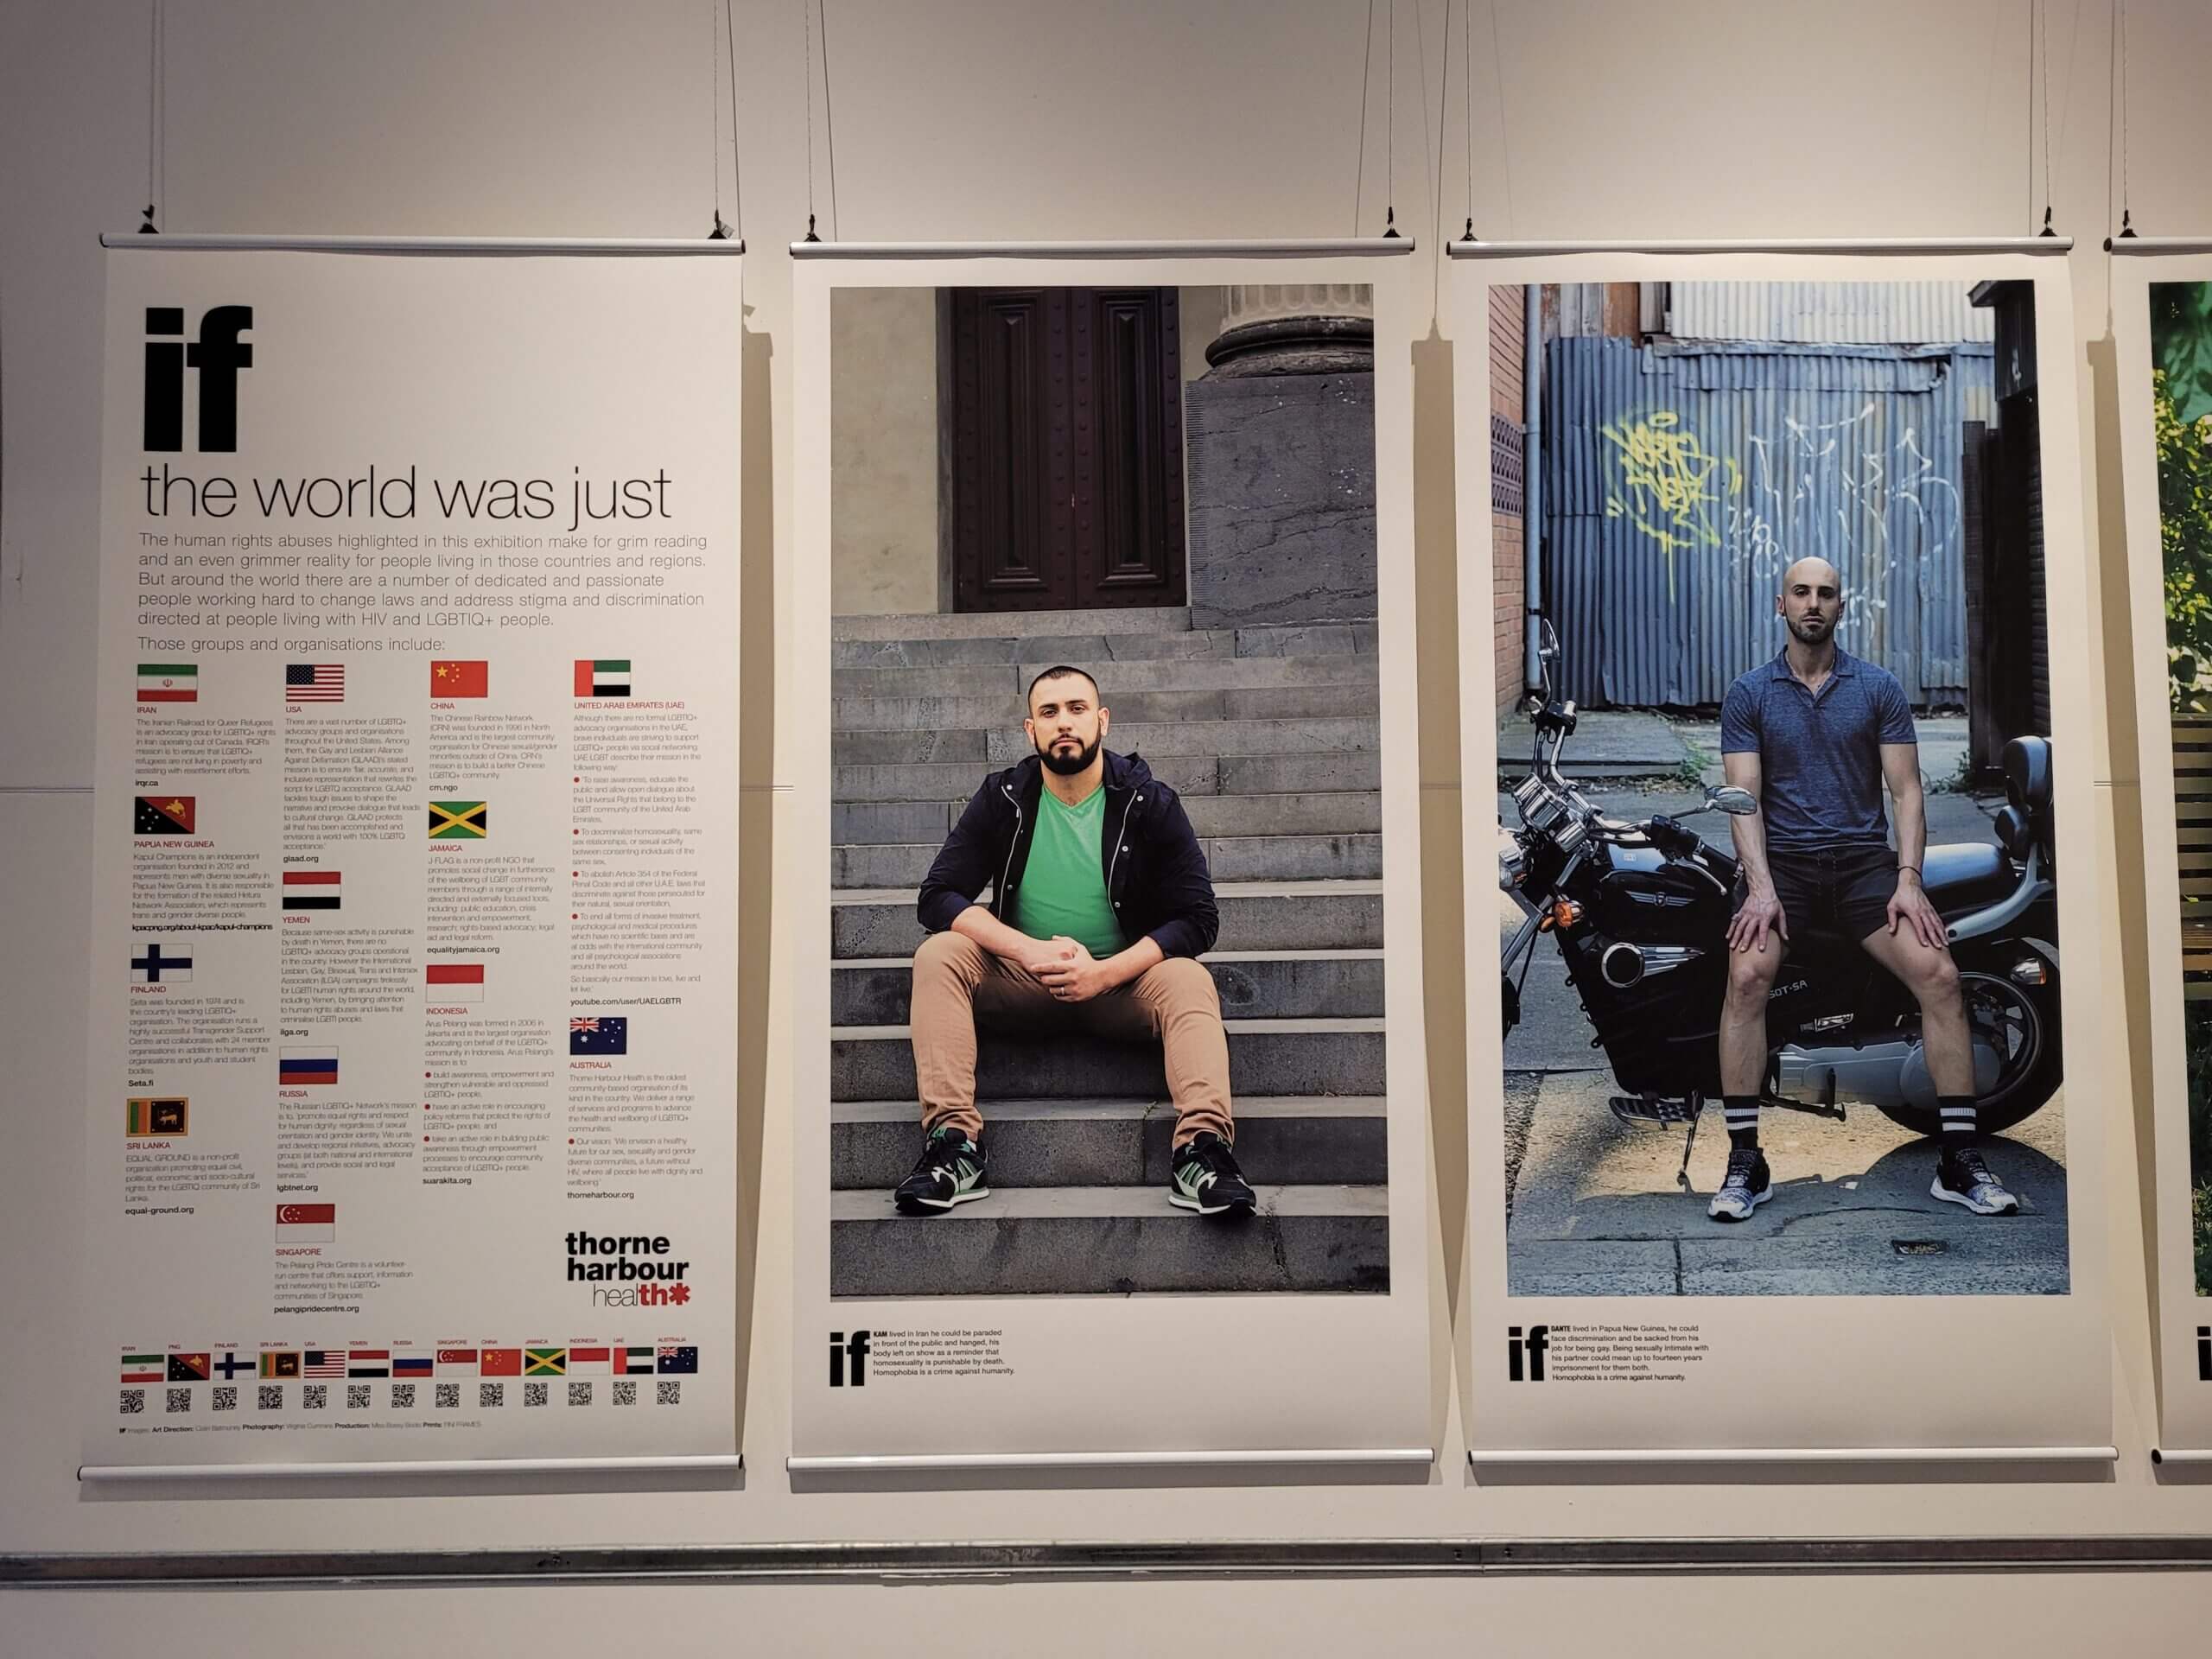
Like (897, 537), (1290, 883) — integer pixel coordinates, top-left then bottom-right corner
(425, 963), (485, 1002)
(567, 1346), (612, 1376)
(281, 870), (342, 912)
(275, 1202), (335, 1243)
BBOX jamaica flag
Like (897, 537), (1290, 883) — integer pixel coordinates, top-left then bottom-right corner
(429, 801), (488, 839)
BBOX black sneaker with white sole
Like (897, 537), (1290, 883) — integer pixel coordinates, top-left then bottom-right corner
(1168, 1132), (1256, 1217)
(893, 1124), (988, 1215)
(1707, 1147), (1772, 1222)
(1931, 1146), (2020, 1216)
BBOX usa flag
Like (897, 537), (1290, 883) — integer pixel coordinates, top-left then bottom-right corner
(286, 664), (346, 702)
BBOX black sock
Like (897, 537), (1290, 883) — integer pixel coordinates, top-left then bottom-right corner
(1722, 1095), (1760, 1151)
(1938, 1095), (1977, 1149)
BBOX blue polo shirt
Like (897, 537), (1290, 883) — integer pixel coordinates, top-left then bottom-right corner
(1719, 647), (1916, 852)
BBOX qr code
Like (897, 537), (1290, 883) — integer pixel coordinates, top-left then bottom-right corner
(213, 1387), (238, 1412)
(524, 1381), (549, 1408)
(568, 1381), (592, 1407)
(391, 1383), (416, 1409)
(346, 1385), (371, 1410)
(120, 1389), (144, 1414)
(612, 1379), (637, 1407)
(166, 1388), (192, 1414)
(476, 1382), (501, 1409)
(436, 1383), (461, 1408)
(302, 1384), (327, 1410)
(656, 1380), (681, 1406)
(258, 1385), (283, 1410)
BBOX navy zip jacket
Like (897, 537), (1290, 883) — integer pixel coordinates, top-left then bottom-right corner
(915, 749), (1219, 961)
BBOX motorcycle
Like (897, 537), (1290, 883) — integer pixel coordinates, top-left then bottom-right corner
(1498, 627), (2062, 1179)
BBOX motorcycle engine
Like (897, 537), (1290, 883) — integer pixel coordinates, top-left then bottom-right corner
(1772, 1035), (2005, 1113)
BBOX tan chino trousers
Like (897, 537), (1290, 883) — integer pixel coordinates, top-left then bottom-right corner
(908, 930), (1235, 1146)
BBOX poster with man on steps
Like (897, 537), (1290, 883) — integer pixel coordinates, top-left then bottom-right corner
(789, 251), (1435, 1470)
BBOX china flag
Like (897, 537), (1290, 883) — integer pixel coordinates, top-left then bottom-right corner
(479, 1348), (522, 1376)
(430, 660), (489, 698)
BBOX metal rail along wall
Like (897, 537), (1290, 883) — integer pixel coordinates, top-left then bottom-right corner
(1541, 334), (1992, 709)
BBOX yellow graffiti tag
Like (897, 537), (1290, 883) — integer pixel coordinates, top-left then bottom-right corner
(1599, 411), (1741, 597)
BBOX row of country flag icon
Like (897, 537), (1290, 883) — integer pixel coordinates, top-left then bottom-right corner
(137, 660), (634, 703)
(124, 1345), (699, 1382)
(135, 798), (492, 838)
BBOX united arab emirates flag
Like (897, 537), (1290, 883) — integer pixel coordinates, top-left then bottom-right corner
(429, 801), (488, 839)
(137, 663), (197, 703)
(574, 658), (630, 697)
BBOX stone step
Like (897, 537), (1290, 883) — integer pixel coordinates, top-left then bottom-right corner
(834, 607), (1196, 642)
(830, 1017), (1386, 1102)
(832, 831), (1383, 889)
(833, 621), (1378, 669)
(831, 948), (1385, 1024)
(830, 879), (1384, 958)
(833, 749), (1381, 802)
(833, 682), (1380, 734)
(833, 790), (1382, 846)
(835, 654), (1384, 702)
(830, 1184), (1390, 1295)
(830, 1096), (1389, 1190)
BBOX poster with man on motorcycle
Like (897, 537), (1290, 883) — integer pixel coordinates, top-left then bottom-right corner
(1455, 251), (2111, 1460)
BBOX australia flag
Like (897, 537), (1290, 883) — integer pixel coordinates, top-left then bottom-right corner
(569, 1015), (628, 1056)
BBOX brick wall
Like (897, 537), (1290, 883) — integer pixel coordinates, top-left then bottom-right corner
(1488, 284), (1526, 709)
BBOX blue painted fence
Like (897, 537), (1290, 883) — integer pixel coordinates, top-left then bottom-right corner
(1542, 336), (1992, 708)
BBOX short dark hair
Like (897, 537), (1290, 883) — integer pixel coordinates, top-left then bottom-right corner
(1026, 664), (1100, 710)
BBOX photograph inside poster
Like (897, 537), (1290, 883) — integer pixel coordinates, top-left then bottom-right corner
(1490, 276), (2069, 1298)
(2151, 276), (2212, 1300)
(825, 282), (1388, 1299)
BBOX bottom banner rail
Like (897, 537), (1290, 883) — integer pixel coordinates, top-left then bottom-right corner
(78, 1455), (744, 1483)
(5, 1535), (2212, 1586)
(1470, 1447), (2120, 1467)
(2151, 1448), (2212, 1465)
(786, 1448), (1437, 1474)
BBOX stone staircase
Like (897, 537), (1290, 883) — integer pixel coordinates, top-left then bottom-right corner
(829, 605), (1391, 1296)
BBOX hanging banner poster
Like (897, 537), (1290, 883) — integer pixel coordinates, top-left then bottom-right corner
(84, 241), (742, 1473)
(1452, 246), (2113, 1460)
(2115, 243), (2212, 1460)
(789, 248), (1436, 1471)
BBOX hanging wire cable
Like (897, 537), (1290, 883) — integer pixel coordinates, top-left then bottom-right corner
(802, 0), (819, 241)
(1462, 0), (1475, 239)
(2037, 0), (2056, 232)
(1488, 0), (1514, 241)
(1383, 0), (1398, 237)
(141, 0), (164, 232)
(819, 0), (840, 240)
(725, 0), (743, 239)
(2115, 0), (2133, 236)
(1419, 0), (1446, 296)
(709, 1), (727, 237)
(1353, 0), (1376, 236)
(2024, 0), (2035, 233)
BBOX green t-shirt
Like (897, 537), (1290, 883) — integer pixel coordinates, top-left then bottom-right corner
(1010, 784), (1125, 959)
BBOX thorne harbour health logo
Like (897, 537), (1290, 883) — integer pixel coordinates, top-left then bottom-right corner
(143, 305), (253, 453)
(566, 1230), (691, 1310)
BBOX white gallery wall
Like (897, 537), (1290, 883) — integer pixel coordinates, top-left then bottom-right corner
(4, 1), (2211, 1649)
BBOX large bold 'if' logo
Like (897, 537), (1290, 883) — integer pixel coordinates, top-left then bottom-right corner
(829, 1330), (870, 1388)
(1507, 1324), (1549, 1382)
(144, 305), (253, 453)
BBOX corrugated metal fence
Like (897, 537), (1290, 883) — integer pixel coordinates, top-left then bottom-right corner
(1544, 337), (1992, 708)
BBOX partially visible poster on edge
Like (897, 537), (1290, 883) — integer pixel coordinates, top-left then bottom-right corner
(85, 246), (741, 1468)
(2116, 249), (2212, 1456)
(1453, 250), (2112, 1458)
(789, 251), (1435, 1466)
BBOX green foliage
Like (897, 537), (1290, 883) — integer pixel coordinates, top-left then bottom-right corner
(2196, 1181), (2212, 1299)
(2157, 371), (2212, 709)
(2186, 1005), (2212, 1294)
(2153, 282), (2212, 428)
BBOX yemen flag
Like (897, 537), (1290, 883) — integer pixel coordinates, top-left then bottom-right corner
(121, 1353), (165, 1384)
(429, 800), (488, 839)
(126, 1096), (188, 1137)
(281, 869), (341, 912)
(259, 1351), (301, 1379)
(574, 659), (630, 697)
(135, 795), (196, 835)
(426, 962), (485, 1001)
(429, 659), (488, 698)
(480, 1348), (522, 1377)
(137, 663), (198, 703)
(347, 1350), (391, 1378)
(279, 1046), (338, 1085)
(524, 1347), (566, 1376)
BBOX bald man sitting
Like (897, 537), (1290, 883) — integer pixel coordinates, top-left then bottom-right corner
(1709, 557), (2021, 1224)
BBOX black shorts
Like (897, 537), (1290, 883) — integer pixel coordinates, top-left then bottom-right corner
(1732, 844), (1898, 942)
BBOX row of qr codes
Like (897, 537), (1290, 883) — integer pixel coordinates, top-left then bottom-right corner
(121, 1380), (683, 1414)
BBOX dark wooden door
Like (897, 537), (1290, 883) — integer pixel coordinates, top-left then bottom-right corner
(944, 288), (1186, 612)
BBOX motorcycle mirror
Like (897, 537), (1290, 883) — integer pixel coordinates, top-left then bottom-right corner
(1707, 785), (1758, 817)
